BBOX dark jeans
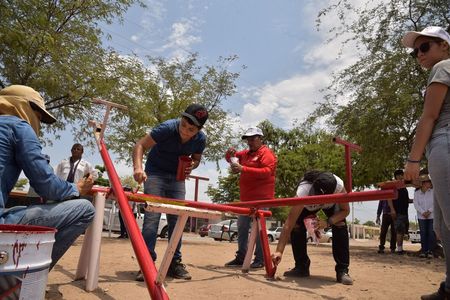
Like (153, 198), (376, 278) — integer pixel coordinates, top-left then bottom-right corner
(419, 219), (436, 253)
(379, 213), (396, 251)
(290, 207), (349, 274)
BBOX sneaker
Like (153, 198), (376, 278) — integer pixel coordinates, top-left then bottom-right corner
(421, 282), (450, 300)
(390, 249), (396, 254)
(224, 257), (243, 267)
(135, 270), (144, 282)
(283, 267), (310, 278)
(377, 249), (384, 254)
(250, 261), (264, 269)
(337, 272), (353, 285)
(167, 260), (192, 280)
(397, 250), (405, 255)
(419, 253), (427, 258)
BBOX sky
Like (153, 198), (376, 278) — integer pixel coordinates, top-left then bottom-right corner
(39, 0), (419, 224)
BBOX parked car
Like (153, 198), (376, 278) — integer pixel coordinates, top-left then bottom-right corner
(267, 227), (283, 242)
(409, 230), (421, 243)
(198, 224), (211, 237)
(208, 219), (238, 241)
(103, 201), (168, 238)
(307, 228), (333, 243)
(209, 220), (279, 242)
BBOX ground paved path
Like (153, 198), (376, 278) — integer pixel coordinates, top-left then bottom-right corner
(46, 233), (443, 299)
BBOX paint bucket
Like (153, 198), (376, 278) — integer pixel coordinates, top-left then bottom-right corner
(0, 224), (56, 300)
(176, 155), (192, 181)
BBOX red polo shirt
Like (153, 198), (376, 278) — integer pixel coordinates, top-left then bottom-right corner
(226, 145), (277, 201)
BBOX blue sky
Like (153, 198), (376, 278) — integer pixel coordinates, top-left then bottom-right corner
(39, 0), (419, 224)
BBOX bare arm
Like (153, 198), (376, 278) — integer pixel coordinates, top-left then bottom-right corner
(405, 83), (448, 181)
(132, 134), (156, 184)
(272, 205), (304, 265)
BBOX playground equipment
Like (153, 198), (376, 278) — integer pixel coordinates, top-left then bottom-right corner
(78, 97), (398, 299)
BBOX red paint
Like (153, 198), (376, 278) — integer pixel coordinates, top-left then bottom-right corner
(12, 240), (27, 269)
(0, 224), (56, 234)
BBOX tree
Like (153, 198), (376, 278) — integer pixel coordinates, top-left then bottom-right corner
(0, 0), (144, 135)
(105, 54), (242, 163)
(364, 220), (376, 227)
(313, 0), (450, 186)
(94, 165), (109, 187)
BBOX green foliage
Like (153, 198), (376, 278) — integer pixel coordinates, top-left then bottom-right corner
(14, 178), (28, 190)
(206, 172), (240, 204)
(353, 218), (360, 225)
(364, 220), (376, 227)
(120, 175), (139, 189)
(0, 0), (143, 137)
(94, 165), (109, 186)
(106, 54), (242, 164)
(313, 0), (450, 186)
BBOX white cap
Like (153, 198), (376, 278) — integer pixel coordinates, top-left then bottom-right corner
(402, 26), (450, 48)
(241, 126), (263, 139)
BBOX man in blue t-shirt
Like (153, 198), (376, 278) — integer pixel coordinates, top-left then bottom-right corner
(133, 104), (208, 281)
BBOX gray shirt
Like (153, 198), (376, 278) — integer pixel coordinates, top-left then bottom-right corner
(428, 58), (450, 132)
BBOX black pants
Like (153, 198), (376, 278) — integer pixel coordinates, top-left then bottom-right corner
(290, 207), (350, 274)
(118, 211), (137, 236)
(379, 213), (396, 251)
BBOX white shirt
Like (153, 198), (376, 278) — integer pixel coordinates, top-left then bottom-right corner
(296, 174), (345, 211)
(413, 188), (434, 220)
(55, 158), (98, 184)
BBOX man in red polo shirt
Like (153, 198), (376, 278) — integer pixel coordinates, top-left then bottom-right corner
(224, 126), (277, 268)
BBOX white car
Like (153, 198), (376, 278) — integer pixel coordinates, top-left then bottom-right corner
(208, 219), (238, 241)
(103, 200), (168, 238)
(409, 230), (421, 243)
(307, 228), (333, 243)
(267, 227), (283, 242)
(209, 220), (279, 242)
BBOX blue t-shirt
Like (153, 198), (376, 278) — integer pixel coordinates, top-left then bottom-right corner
(145, 119), (206, 175)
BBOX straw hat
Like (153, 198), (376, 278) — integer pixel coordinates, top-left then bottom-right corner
(418, 174), (431, 182)
(0, 85), (56, 124)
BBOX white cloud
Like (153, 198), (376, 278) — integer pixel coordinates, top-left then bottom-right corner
(161, 18), (202, 60)
(130, 35), (139, 42)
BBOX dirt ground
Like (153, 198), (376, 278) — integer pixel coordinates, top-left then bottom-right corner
(45, 233), (445, 300)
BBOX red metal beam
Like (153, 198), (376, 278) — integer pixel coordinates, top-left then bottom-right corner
(98, 140), (169, 300)
(225, 189), (397, 208)
(91, 186), (272, 217)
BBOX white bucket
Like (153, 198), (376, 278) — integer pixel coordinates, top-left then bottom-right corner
(0, 224), (56, 300)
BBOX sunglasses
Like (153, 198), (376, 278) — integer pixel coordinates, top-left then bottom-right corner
(410, 41), (438, 58)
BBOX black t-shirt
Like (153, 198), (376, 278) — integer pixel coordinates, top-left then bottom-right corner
(393, 188), (409, 215)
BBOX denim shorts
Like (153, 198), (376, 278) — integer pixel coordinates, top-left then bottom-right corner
(394, 214), (409, 234)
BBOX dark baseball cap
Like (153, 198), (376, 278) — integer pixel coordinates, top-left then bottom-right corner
(181, 104), (209, 127)
(308, 172), (337, 196)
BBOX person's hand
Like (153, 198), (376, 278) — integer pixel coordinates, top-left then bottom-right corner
(133, 168), (147, 185)
(230, 162), (242, 173)
(77, 174), (94, 196)
(272, 251), (282, 266)
(423, 211), (431, 218)
(318, 219), (327, 230)
(404, 161), (420, 182)
(390, 211), (397, 220)
(376, 216), (381, 225)
(184, 161), (194, 177)
(226, 147), (236, 158)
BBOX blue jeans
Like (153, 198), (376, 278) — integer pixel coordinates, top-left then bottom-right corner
(426, 125), (450, 289)
(235, 215), (263, 263)
(16, 199), (95, 270)
(418, 219), (436, 253)
(142, 173), (185, 262)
